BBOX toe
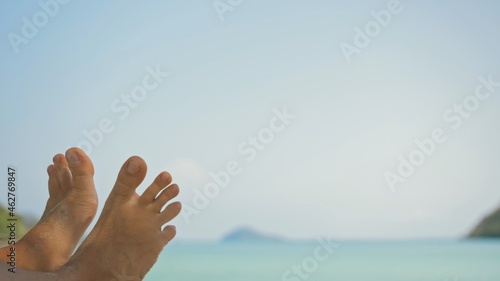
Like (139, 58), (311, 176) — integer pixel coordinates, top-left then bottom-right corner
(158, 202), (182, 224)
(47, 165), (62, 199)
(65, 148), (94, 191)
(139, 172), (173, 205)
(161, 225), (177, 244)
(53, 154), (73, 191)
(110, 156), (147, 200)
(152, 184), (179, 212)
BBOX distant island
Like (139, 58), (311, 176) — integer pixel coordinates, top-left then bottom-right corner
(469, 206), (500, 238)
(222, 227), (284, 243)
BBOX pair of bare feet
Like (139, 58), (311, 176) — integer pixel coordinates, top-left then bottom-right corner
(0, 148), (181, 281)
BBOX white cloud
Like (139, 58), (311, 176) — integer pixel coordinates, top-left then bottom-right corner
(166, 159), (211, 189)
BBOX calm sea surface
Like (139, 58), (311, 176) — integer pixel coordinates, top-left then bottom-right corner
(146, 239), (500, 281)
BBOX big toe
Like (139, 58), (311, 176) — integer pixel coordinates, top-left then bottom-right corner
(65, 148), (95, 192)
(109, 156), (147, 201)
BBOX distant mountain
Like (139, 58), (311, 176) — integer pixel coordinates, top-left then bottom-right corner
(222, 227), (284, 243)
(469, 206), (500, 238)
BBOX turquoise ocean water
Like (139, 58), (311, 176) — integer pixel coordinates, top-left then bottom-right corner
(146, 239), (500, 281)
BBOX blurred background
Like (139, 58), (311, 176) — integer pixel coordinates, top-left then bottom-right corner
(1, 1), (500, 280)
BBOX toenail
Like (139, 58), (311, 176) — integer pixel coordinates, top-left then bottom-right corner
(127, 160), (141, 174)
(160, 173), (169, 183)
(169, 184), (179, 192)
(68, 151), (81, 165)
(54, 155), (62, 164)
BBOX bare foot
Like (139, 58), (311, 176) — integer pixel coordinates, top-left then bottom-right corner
(0, 153), (180, 281)
(0, 148), (98, 272)
(60, 156), (181, 280)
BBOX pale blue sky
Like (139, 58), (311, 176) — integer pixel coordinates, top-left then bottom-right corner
(1, 0), (500, 240)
